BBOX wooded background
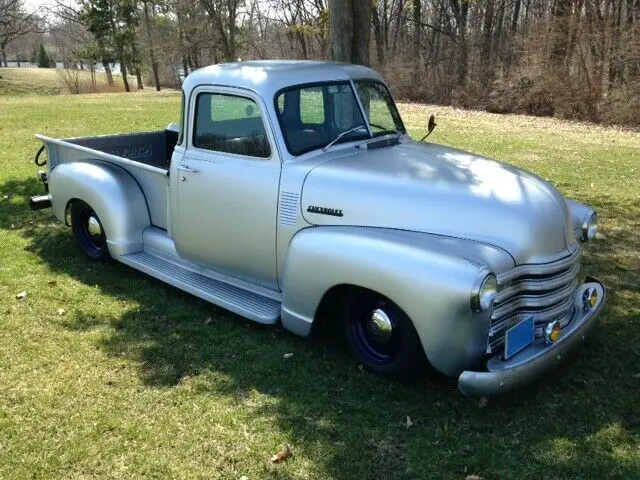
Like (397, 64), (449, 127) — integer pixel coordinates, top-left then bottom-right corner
(2, 0), (639, 125)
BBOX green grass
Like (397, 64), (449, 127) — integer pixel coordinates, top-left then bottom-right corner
(0, 67), (131, 96)
(1, 92), (639, 479)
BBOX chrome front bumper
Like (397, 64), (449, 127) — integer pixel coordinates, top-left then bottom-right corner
(458, 280), (606, 396)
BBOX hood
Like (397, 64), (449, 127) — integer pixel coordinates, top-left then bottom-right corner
(301, 140), (577, 265)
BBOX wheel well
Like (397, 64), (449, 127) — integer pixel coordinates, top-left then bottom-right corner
(313, 284), (396, 332)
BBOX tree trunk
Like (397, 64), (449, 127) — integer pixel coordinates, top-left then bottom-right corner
(182, 57), (189, 79)
(550, 0), (571, 72)
(413, 0), (421, 81)
(456, 0), (470, 87)
(372, 2), (385, 66)
(228, 3), (237, 61)
(136, 68), (144, 89)
(511, 0), (521, 32)
(1, 45), (7, 67)
(143, 0), (161, 91)
(481, 0), (495, 77)
(329, 0), (372, 66)
(90, 63), (96, 88)
(103, 60), (114, 86)
(121, 61), (130, 92)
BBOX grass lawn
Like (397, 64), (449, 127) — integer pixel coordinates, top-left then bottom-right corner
(0, 67), (133, 96)
(0, 91), (639, 479)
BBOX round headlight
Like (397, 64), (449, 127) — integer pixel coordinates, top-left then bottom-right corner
(471, 274), (498, 312)
(582, 212), (598, 241)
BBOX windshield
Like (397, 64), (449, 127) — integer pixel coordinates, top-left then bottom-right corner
(353, 80), (405, 136)
(275, 82), (369, 156)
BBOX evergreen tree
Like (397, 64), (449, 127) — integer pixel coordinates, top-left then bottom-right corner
(36, 44), (52, 68)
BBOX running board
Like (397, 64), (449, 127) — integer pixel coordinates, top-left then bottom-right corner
(119, 251), (281, 324)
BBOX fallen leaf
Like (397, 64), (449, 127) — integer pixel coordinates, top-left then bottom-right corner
(478, 397), (488, 408)
(357, 364), (364, 372)
(15, 291), (27, 300)
(56, 308), (65, 316)
(47, 280), (57, 286)
(405, 416), (414, 428)
(283, 353), (294, 359)
(10, 224), (15, 229)
(270, 444), (292, 464)
(203, 317), (213, 325)
(465, 475), (484, 480)
(239, 476), (248, 480)
(2, 195), (8, 199)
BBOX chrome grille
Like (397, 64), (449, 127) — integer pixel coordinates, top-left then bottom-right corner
(487, 248), (582, 354)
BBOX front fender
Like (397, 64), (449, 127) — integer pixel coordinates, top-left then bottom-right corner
(280, 226), (514, 376)
(49, 162), (150, 258)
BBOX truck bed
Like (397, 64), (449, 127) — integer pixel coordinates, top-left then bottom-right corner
(37, 129), (178, 230)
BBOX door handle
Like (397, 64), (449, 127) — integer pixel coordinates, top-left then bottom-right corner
(177, 165), (200, 173)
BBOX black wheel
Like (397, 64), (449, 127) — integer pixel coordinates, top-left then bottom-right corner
(343, 289), (426, 381)
(71, 201), (110, 261)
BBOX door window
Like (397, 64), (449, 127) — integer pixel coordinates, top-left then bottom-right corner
(193, 93), (271, 158)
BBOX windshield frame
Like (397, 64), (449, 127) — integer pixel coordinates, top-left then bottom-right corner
(273, 80), (372, 157)
(353, 79), (407, 136)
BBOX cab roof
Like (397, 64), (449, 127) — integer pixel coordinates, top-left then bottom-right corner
(182, 60), (384, 99)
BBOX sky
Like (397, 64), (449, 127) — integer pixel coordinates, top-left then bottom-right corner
(25, 0), (66, 10)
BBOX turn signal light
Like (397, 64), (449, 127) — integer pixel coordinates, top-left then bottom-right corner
(544, 320), (561, 344)
(582, 287), (598, 310)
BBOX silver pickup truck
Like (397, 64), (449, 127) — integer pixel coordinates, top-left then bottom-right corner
(30, 61), (605, 395)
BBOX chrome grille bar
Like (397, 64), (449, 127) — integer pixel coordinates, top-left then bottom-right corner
(487, 247), (582, 354)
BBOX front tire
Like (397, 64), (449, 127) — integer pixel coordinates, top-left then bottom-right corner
(70, 201), (110, 261)
(343, 289), (425, 381)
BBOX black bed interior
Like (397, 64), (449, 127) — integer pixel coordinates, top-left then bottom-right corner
(68, 129), (178, 170)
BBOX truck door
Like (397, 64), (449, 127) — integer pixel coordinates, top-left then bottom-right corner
(173, 87), (281, 290)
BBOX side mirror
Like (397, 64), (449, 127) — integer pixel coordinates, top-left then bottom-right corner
(420, 114), (437, 142)
(428, 114), (437, 134)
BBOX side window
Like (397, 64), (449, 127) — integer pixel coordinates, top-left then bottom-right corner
(193, 92), (271, 159)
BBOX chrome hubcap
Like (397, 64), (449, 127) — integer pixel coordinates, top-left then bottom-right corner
(87, 216), (102, 238)
(367, 308), (393, 343)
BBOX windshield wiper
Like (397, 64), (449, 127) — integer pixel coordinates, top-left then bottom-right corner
(322, 124), (368, 152)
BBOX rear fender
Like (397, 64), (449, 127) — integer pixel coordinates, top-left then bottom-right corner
(49, 162), (150, 258)
(281, 227), (513, 375)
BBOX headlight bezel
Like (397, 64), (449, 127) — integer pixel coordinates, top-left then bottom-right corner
(471, 273), (498, 312)
(582, 211), (598, 241)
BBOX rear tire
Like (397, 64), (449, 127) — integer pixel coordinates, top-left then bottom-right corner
(343, 289), (425, 381)
(70, 201), (110, 261)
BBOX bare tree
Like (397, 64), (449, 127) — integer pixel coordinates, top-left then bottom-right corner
(0, 0), (39, 67)
(199, 0), (243, 62)
(142, 0), (161, 90)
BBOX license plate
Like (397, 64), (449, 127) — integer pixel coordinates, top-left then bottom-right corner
(504, 316), (535, 359)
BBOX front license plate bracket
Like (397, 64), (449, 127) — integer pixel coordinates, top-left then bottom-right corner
(504, 316), (535, 360)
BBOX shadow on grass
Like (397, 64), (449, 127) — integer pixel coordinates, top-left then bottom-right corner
(3, 176), (639, 478)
